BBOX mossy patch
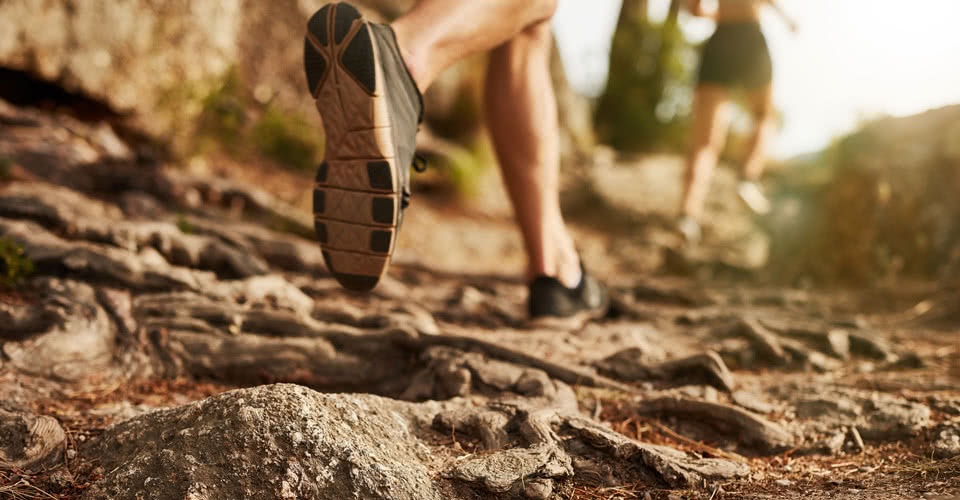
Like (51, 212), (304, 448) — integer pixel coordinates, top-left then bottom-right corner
(194, 70), (249, 155)
(176, 214), (195, 235)
(0, 238), (35, 288)
(443, 137), (494, 198)
(595, 4), (697, 153)
(0, 156), (12, 182)
(192, 69), (323, 171)
(252, 108), (322, 171)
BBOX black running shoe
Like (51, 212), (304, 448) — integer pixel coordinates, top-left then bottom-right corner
(303, 2), (423, 291)
(527, 267), (609, 319)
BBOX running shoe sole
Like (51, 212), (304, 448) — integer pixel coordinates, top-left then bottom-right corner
(304, 3), (400, 291)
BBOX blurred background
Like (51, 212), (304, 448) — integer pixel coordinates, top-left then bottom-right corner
(1, 0), (959, 290)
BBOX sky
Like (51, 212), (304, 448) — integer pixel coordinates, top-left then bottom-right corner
(553, 0), (960, 158)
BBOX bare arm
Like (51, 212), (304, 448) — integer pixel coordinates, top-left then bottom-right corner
(765, 0), (799, 32)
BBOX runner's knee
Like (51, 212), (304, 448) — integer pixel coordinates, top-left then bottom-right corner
(518, 20), (554, 52)
(748, 93), (775, 122)
(531, 0), (558, 23)
(751, 104), (774, 123)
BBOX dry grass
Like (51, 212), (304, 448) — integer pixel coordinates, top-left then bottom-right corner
(889, 454), (960, 479)
(573, 384), (960, 500)
(567, 485), (702, 500)
(568, 484), (648, 500)
(0, 472), (58, 500)
(589, 395), (747, 464)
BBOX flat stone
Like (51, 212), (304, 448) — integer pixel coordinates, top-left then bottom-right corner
(859, 396), (931, 440)
(796, 397), (861, 420)
(932, 425), (960, 459)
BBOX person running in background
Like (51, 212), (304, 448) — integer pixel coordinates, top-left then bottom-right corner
(303, 1), (607, 319)
(677, 0), (797, 243)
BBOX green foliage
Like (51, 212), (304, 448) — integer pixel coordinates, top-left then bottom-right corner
(252, 108), (322, 171)
(417, 136), (495, 199)
(595, 2), (697, 153)
(0, 238), (35, 288)
(0, 156), (11, 181)
(445, 138), (495, 198)
(176, 214), (195, 234)
(194, 69), (323, 171)
(195, 70), (248, 152)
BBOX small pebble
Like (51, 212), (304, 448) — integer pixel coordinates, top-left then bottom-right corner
(522, 478), (553, 500)
(775, 479), (793, 487)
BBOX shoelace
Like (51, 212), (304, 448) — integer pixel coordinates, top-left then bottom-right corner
(402, 154), (428, 209)
(412, 153), (428, 173)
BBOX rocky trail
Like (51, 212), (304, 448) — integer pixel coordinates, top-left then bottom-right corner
(1, 98), (958, 500)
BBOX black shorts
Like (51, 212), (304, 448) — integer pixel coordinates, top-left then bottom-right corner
(697, 22), (772, 89)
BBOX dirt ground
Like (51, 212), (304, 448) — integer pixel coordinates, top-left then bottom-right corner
(0, 100), (958, 499)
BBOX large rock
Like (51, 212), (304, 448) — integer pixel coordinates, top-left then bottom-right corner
(0, 0), (338, 140)
(0, 0), (592, 166)
(0, 0), (241, 131)
(82, 384), (442, 500)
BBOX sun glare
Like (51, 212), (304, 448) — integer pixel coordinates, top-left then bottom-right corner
(555, 0), (960, 157)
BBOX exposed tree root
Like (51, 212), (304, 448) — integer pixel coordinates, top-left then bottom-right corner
(596, 350), (735, 392)
(0, 99), (954, 499)
(0, 408), (66, 472)
(628, 396), (794, 453)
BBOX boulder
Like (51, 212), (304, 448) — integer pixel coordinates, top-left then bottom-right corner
(0, 0), (242, 136)
(83, 384), (442, 500)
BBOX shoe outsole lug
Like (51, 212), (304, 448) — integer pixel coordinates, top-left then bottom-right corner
(313, 190), (326, 214)
(341, 25), (376, 94)
(303, 38), (328, 96)
(366, 160), (393, 190)
(322, 249), (389, 291)
(333, 272), (380, 292)
(312, 219), (394, 254)
(333, 3), (361, 44)
(315, 189), (397, 226)
(315, 221), (328, 244)
(371, 197), (395, 225)
(307, 5), (331, 46)
(315, 161), (329, 183)
(314, 159), (397, 193)
(306, 2), (401, 291)
(370, 230), (392, 254)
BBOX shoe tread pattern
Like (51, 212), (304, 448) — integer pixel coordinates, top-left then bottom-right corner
(305, 2), (401, 290)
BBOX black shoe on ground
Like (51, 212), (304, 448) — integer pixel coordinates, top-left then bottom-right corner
(527, 267), (609, 320)
(303, 2), (423, 291)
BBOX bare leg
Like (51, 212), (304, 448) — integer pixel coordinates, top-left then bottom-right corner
(392, 0), (557, 91)
(741, 85), (776, 181)
(390, 0), (578, 285)
(484, 21), (581, 287)
(680, 85), (731, 220)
